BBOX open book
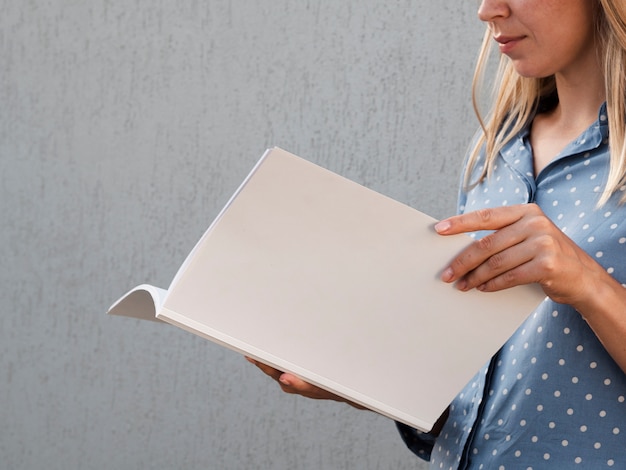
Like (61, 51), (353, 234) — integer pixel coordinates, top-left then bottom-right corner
(108, 147), (545, 432)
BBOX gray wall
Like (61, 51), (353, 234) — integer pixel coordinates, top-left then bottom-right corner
(1, 1), (483, 469)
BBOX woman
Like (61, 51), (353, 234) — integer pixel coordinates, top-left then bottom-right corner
(251, 0), (626, 467)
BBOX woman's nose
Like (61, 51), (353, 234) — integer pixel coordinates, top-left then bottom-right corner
(477, 0), (511, 23)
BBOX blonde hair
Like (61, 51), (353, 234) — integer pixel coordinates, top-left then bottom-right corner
(467, 0), (626, 206)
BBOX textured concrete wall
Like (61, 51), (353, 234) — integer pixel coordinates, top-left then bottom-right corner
(1, 1), (483, 469)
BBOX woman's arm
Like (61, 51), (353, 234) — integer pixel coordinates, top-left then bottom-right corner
(434, 203), (626, 374)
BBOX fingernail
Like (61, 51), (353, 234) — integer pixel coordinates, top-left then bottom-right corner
(441, 267), (454, 282)
(278, 375), (290, 386)
(456, 279), (468, 291)
(434, 220), (451, 233)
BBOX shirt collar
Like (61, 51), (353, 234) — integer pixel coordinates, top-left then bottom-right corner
(500, 102), (609, 176)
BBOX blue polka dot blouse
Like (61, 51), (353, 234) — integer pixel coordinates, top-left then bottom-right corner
(399, 103), (626, 469)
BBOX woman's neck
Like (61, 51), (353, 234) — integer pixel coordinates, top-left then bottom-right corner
(530, 69), (605, 176)
(552, 61), (606, 128)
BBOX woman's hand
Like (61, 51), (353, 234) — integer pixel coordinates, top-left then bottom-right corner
(434, 203), (603, 309)
(246, 357), (365, 408)
(434, 203), (626, 374)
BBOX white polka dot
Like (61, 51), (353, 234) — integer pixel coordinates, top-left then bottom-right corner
(580, 425), (588, 432)
(599, 410), (607, 417)
(562, 440), (569, 446)
(608, 460), (615, 467)
(604, 379), (612, 386)
(575, 457), (582, 464)
(586, 393), (593, 401)
(572, 377), (579, 383)
(613, 427), (620, 435)
(594, 442), (601, 449)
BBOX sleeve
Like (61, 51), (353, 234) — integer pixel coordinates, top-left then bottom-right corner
(395, 422), (436, 461)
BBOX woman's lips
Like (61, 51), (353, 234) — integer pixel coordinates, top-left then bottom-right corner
(495, 35), (525, 54)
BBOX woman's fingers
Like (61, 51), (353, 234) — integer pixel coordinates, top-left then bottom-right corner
(434, 204), (603, 306)
(443, 224), (529, 286)
(435, 205), (533, 235)
(277, 373), (335, 399)
(246, 357), (366, 408)
(246, 357), (335, 399)
(246, 357), (283, 381)
(454, 240), (535, 292)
